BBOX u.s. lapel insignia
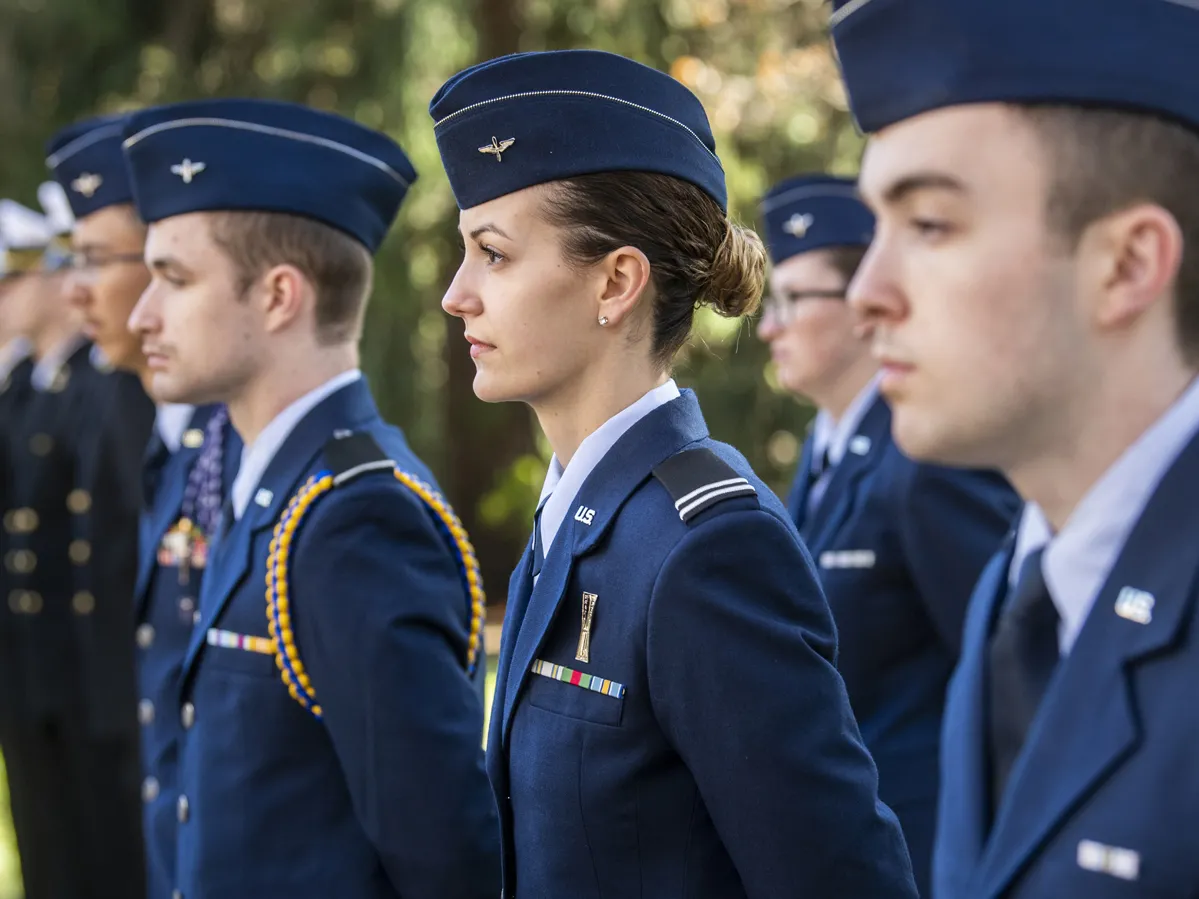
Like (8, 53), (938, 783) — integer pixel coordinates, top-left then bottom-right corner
(848, 435), (872, 455)
(478, 136), (516, 162)
(576, 592), (598, 663)
(1114, 587), (1154, 625)
(182, 428), (205, 449)
(170, 159), (206, 183)
(783, 212), (814, 238)
(254, 488), (274, 508)
(71, 172), (103, 198)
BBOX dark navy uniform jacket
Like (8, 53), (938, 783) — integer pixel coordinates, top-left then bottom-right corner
(788, 395), (1020, 895)
(136, 404), (240, 899)
(488, 389), (918, 899)
(174, 377), (499, 899)
(935, 424), (1199, 898)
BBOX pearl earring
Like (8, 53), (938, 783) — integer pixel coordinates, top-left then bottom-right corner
(599, 316), (610, 326)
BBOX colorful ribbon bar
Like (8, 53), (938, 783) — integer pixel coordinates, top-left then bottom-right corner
(531, 659), (626, 699)
(207, 628), (276, 656)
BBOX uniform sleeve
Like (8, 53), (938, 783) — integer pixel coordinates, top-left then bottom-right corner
(646, 509), (918, 899)
(895, 463), (1021, 657)
(290, 483), (501, 899)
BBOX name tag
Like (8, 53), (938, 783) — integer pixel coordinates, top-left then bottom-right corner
(1077, 840), (1140, 881)
(819, 549), (876, 570)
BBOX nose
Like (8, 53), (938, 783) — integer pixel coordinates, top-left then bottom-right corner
(127, 282), (159, 336)
(756, 304), (782, 342)
(846, 237), (907, 332)
(441, 265), (483, 320)
(65, 271), (91, 312)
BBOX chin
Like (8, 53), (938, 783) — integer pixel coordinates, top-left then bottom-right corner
(891, 405), (986, 469)
(471, 368), (524, 405)
(149, 372), (206, 406)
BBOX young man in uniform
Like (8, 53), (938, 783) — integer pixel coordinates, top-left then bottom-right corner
(124, 98), (499, 899)
(832, 0), (1199, 895)
(47, 113), (240, 899)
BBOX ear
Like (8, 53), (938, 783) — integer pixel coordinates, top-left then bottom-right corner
(595, 246), (652, 328)
(1086, 202), (1183, 331)
(260, 263), (312, 334)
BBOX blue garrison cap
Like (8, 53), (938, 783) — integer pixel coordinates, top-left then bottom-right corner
(45, 115), (133, 220)
(760, 175), (873, 265)
(121, 99), (417, 252)
(829, 0), (1199, 134)
(430, 50), (727, 211)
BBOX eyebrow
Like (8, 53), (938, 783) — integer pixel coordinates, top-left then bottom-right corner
(467, 223), (513, 241)
(148, 255), (191, 276)
(879, 172), (968, 205)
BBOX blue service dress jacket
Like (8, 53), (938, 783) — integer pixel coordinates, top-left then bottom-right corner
(788, 395), (1020, 895)
(135, 404), (240, 899)
(935, 424), (1199, 898)
(172, 378), (499, 899)
(488, 389), (918, 899)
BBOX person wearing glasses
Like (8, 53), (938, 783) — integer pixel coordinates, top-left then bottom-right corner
(756, 173), (1021, 895)
(46, 114), (242, 899)
(435, 52), (918, 898)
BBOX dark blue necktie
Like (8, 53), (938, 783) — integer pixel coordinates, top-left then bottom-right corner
(531, 509), (545, 579)
(988, 547), (1060, 816)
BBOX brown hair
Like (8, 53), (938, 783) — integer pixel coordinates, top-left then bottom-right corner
(821, 245), (869, 287)
(208, 211), (373, 345)
(540, 172), (767, 367)
(1017, 104), (1199, 363)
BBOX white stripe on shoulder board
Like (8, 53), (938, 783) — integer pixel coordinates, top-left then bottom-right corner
(673, 477), (749, 509)
(677, 483), (757, 520)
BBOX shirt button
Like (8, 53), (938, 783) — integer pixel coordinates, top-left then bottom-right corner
(177, 794), (189, 823)
(141, 776), (160, 803)
(137, 623), (156, 649)
(172, 890), (183, 899)
(138, 699), (155, 725)
(181, 703), (195, 730)
(192, 610), (202, 626)
(179, 596), (195, 614)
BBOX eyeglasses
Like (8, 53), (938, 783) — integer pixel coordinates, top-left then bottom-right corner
(761, 289), (847, 325)
(66, 252), (147, 283)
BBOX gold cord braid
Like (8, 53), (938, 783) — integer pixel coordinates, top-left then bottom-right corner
(265, 468), (486, 719)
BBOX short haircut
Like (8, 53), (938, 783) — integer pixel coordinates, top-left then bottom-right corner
(1017, 104), (1199, 364)
(208, 211), (373, 345)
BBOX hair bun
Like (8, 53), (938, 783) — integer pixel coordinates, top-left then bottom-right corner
(704, 220), (766, 318)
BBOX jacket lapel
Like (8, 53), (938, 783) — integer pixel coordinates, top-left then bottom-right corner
(787, 433), (816, 531)
(801, 396), (891, 549)
(975, 427), (1199, 899)
(181, 379), (379, 677)
(134, 405), (216, 615)
(937, 539), (1015, 897)
(499, 390), (710, 746)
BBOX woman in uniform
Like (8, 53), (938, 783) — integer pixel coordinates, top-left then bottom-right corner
(756, 174), (1022, 895)
(433, 50), (918, 899)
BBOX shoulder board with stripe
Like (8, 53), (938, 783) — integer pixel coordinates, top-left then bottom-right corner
(323, 431), (396, 484)
(653, 448), (758, 523)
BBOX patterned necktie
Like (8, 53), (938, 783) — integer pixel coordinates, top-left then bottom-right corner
(987, 547), (1061, 816)
(180, 407), (229, 540)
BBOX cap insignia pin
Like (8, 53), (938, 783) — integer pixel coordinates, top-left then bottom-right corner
(171, 159), (207, 184)
(783, 213), (814, 238)
(71, 173), (103, 198)
(478, 137), (516, 162)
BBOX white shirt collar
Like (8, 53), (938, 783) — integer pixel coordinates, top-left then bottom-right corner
(0, 338), (31, 383)
(30, 333), (86, 391)
(155, 404), (196, 453)
(536, 379), (681, 562)
(1009, 375), (1199, 654)
(231, 369), (362, 520)
(811, 373), (882, 468)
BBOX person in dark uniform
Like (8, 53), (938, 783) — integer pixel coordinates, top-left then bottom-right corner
(0, 191), (103, 899)
(433, 49), (918, 899)
(756, 173), (1021, 894)
(0, 222), (39, 899)
(122, 98), (499, 899)
(832, 0), (1199, 895)
(48, 114), (229, 899)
